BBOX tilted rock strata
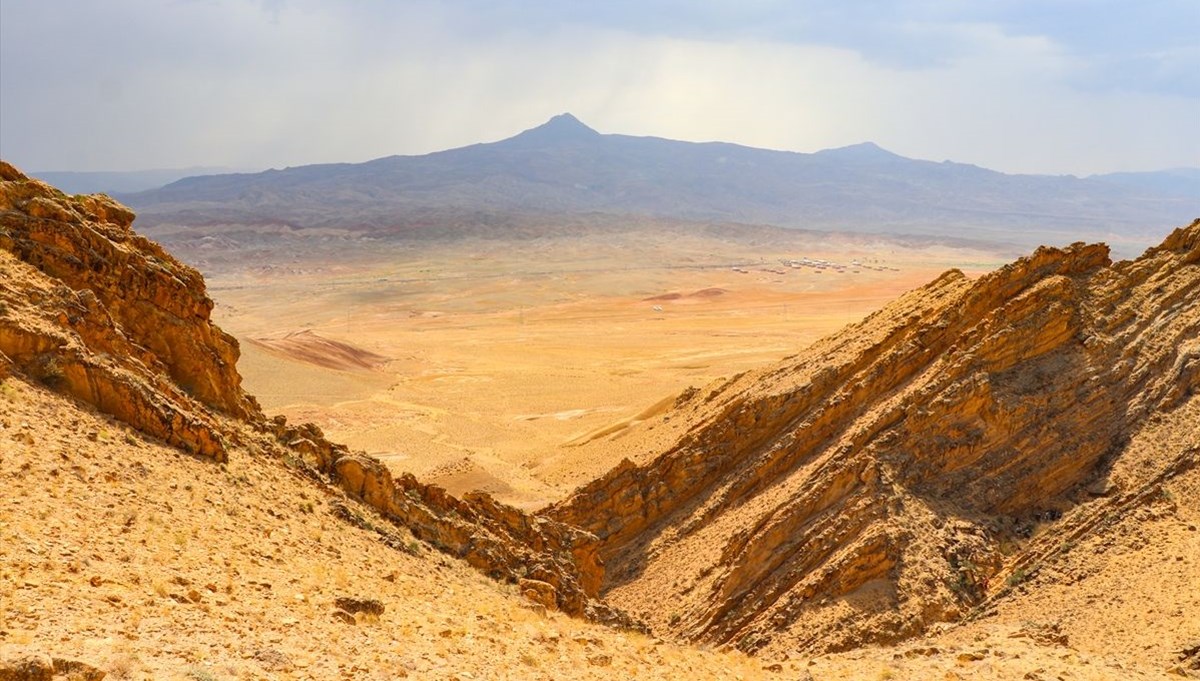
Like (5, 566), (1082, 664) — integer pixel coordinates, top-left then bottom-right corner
(10, 157), (1195, 653)
(1, 162), (250, 458)
(550, 219), (1200, 654)
(0, 162), (252, 417)
(0, 651), (106, 681)
(269, 418), (627, 622)
(0, 162), (618, 624)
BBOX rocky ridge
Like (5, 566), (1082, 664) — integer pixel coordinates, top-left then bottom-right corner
(550, 218), (1200, 655)
(0, 162), (616, 623)
(0, 162), (252, 458)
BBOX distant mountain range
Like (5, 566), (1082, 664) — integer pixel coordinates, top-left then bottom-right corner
(30, 167), (249, 195)
(112, 114), (1196, 250)
(1088, 168), (1200, 200)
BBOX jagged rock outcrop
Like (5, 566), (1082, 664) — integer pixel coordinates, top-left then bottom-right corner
(0, 161), (253, 458)
(0, 651), (106, 681)
(0, 162), (253, 417)
(0, 162), (621, 624)
(549, 219), (1200, 655)
(264, 418), (631, 622)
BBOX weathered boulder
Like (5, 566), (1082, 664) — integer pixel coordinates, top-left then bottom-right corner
(519, 578), (559, 610)
(333, 597), (385, 617)
(0, 651), (105, 681)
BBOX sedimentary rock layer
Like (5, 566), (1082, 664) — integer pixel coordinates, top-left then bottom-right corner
(550, 219), (1200, 654)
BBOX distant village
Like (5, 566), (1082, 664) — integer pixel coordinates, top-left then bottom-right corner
(730, 257), (900, 275)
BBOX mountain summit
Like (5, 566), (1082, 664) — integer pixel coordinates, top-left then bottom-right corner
(815, 141), (905, 163)
(503, 112), (601, 147)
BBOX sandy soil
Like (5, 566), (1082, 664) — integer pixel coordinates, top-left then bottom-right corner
(0, 375), (773, 680)
(3, 372), (1183, 680)
(213, 231), (1005, 508)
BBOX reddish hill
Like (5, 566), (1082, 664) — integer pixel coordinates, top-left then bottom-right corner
(249, 330), (389, 371)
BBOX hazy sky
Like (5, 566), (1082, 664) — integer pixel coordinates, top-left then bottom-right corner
(2, 0), (1197, 175)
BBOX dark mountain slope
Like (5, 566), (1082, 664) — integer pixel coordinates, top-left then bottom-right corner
(124, 114), (1196, 249)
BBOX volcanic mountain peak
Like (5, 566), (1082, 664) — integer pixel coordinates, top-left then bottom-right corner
(119, 116), (1196, 252)
(502, 112), (602, 147)
(814, 140), (904, 162)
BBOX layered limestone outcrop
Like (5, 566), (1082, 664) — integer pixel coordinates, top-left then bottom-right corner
(550, 219), (1200, 654)
(1, 161), (252, 457)
(0, 162), (616, 622)
(264, 418), (627, 621)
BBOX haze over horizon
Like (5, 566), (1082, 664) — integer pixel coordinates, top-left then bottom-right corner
(1, 0), (1198, 176)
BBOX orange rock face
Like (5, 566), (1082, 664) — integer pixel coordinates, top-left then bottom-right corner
(270, 418), (618, 620)
(550, 220), (1200, 654)
(1, 161), (253, 458)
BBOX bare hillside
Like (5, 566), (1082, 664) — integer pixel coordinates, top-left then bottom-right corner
(551, 219), (1200, 663)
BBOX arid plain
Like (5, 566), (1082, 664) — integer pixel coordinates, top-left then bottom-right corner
(205, 227), (1006, 509)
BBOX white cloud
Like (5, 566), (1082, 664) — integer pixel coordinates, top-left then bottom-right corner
(0, 0), (1196, 174)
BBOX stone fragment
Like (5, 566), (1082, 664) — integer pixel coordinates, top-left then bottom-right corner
(333, 597), (384, 616)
